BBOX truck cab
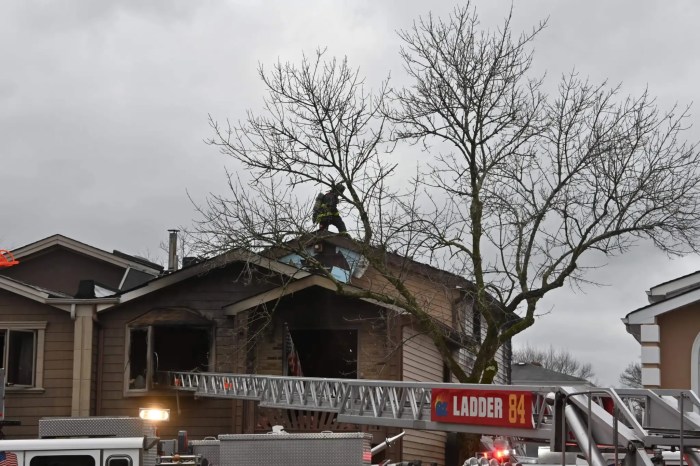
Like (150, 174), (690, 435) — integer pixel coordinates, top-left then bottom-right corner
(0, 437), (149, 466)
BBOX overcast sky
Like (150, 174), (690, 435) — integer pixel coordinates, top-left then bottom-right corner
(3, 0), (700, 386)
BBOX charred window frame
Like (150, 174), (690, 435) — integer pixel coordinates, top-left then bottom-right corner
(0, 321), (46, 389)
(289, 329), (358, 379)
(126, 323), (213, 393)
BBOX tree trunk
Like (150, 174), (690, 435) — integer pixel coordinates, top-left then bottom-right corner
(458, 432), (483, 465)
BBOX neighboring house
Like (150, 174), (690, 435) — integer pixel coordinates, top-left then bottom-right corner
(510, 362), (591, 458)
(623, 271), (700, 391)
(511, 362), (590, 386)
(0, 233), (513, 466)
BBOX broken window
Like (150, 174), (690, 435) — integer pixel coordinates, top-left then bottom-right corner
(290, 329), (357, 379)
(127, 324), (212, 391)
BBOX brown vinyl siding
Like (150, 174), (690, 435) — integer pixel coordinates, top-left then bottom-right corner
(402, 326), (446, 466)
(658, 303), (700, 388)
(0, 289), (74, 438)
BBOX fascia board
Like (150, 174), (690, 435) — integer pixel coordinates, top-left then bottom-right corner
(359, 297), (408, 314)
(224, 275), (334, 315)
(648, 271), (700, 296)
(12, 235), (159, 274)
(626, 287), (700, 324)
(224, 273), (408, 315)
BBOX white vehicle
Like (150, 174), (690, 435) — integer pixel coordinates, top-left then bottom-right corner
(0, 437), (147, 466)
(0, 416), (380, 466)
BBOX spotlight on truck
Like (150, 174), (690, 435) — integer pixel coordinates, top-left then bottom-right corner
(139, 407), (171, 422)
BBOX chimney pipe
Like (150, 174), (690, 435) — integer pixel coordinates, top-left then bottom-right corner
(168, 229), (179, 272)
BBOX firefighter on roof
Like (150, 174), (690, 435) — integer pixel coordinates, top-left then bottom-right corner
(312, 184), (348, 234)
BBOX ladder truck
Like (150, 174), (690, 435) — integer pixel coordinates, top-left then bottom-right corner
(0, 370), (699, 466)
(167, 370), (700, 466)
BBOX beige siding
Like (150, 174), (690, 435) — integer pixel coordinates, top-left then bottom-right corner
(494, 345), (510, 384)
(353, 266), (458, 327)
(459, 300), (511, 384)
(658, 303), (700, 388)
(402, 326), (446, 466)
(0, 290), (74, 438)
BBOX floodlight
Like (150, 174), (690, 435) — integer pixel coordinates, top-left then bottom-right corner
(138, 407), (170, 422)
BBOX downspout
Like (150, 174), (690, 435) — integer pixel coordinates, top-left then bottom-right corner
(71, 303), (76, 320)
(95, 320), (104, 416)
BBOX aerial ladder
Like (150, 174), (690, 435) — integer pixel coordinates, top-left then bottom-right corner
(167, 371), (700, 466)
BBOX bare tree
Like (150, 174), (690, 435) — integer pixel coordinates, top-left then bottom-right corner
(619, 361), (642, 388)
(513, 344), (595, 381)
(193, 2), (700, 388)
(388, 3), (700, 383)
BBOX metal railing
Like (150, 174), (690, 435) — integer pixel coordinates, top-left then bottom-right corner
(166, 370), (700, 455)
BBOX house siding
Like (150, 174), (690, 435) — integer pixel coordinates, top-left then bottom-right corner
(0, 247), (126, 296)
(352, 266), (458, 328)
(402, 325), (446, 466)
(460, 299), (510, 384)
(0, 289), (74, 438)
(658, 303), (700, 388)
(95, 264), (272, 439)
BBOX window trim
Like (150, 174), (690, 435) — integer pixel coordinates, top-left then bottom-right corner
(691, 332), (700, 394)
(0, 321), (46, 390)
(124, 326), (150, 395)
(106, 454), (133, 466)
(124, 324), (214, 396)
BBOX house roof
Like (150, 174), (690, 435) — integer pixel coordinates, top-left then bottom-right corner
(270, 232), (519, 323)
(645, 269), (700, 304)
(0, 232), (515, 333)
(106, 248), (309, 310)
(0, 234), (309, 313)
(510, 362), (590, 385)
(303, 233), (474, 287)
(623, 270), (700, 342)
(11, 234), (163, 275)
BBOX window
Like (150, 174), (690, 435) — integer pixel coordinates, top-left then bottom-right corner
(127, 324), (212, 392)
(106, 455), (132, 466)
(30, 455), (95, 466)
(291, 329), (357, 379)
(0, 321), (46, 389)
